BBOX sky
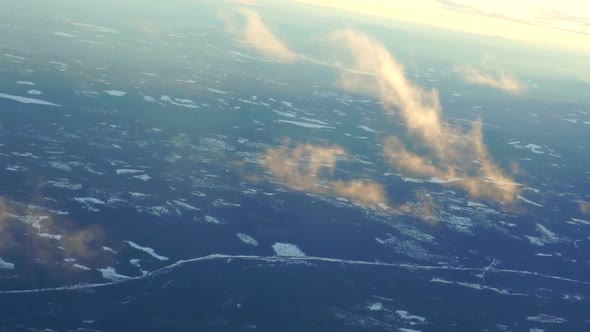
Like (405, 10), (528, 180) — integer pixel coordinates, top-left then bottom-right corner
(289, 0), (590, 54)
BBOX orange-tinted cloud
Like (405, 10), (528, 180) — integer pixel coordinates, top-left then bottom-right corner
(457, 65), (527, 94)
(398, 190), (441, 223)
(0, 197), (111, 271)
(227, 9), (297, 63)
(263, 143), (345, 193)
(332, 30), (520, 202)
(579, 199), (590, 215)
(262, 143), (388, 206)
(331, 180), (387, 205)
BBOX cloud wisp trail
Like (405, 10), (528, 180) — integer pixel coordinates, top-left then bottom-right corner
(332, 30), (520, 202)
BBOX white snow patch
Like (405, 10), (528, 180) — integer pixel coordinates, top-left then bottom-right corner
(396, 310), (427, 324)
(71, 22), (119, 34)
(204, 215), (223, 224)
(160, 95), (199, 109)
(508, 141), (546, 154)
(0, 93), (60, 106)
(228, 50), (276, 63)
(401, 177), (424, 183)
(524, 144), (544, 154)
(50, 61), (68, 67)
(569, 218), (590, 225)
(130, 259), (148, 275)
(431, 278), (512, 295)
(272, 243), (306, 257)
(526, 224), (559, 246)
(125, 240), (169, 261)
(102, 246), (117, 254)
(358, 125), (376, 133)
(278, 119), (335, 129)
(526, 314), (566, 324)
(443, 215), (474, 235)
(300, 117), (328, 125)
(116, 169), (144, 175)
(525, 236), (545, 246)
(428, 177), (462, 184)
(536, 224), (559, 242)
(73, 263), (91, 271)
(237, 233), (259, 246)
(0, 258), (15, 269)
(172, 200), (200, 211)
(54, 31), (76, 38)
(207, 88), (227, 94)
(134, 174), (151, 181)
(367, 302), (383, 311)
(39, 233), (62, 240)
(103, 90), (127, 97)
(3, 54), (25, 61)
(47, 180), (82, 190)
(535, 253), (553, 257)
(517, 195), (543, 207)
(99, 267), (131, 282)
(48, 162), (72, 171)
(272, 110), (296, 118)
(73, 197), (105, 205)
(73, 197), (105, 211)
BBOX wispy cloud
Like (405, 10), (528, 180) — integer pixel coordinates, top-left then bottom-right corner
(332, 30), (520, 202)
(457, 65), (527, 94)
(578, 199), (590, 215)
(262, 143), (388, 206)
(331, 180), (387, 205)
(263, 143), (345, 193)
(0, 197), (111, 272)
(260, 142), (445, 219)
(227, 9), (297, 63)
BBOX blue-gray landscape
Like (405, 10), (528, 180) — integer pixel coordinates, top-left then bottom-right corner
(0, 1), (589, 331)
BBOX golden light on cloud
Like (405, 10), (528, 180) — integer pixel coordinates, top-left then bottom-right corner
(578, 199), (590, 215)
(398, 191), (441, 223)
(331, 180), (387, 205)
(228, 8), (297, 63)
(0, 197), (110, 270)
(262, 143), (388, 206)
(457, 65), (527, 94)
(263, 143), (345, 193)
(333, 30), (520, 202)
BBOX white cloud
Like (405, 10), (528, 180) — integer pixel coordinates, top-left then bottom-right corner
(226, 8), (297, 63)
(262, 143), (388, 205)
(457, 65), (527, 94)
(332, 30), (520, 202)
